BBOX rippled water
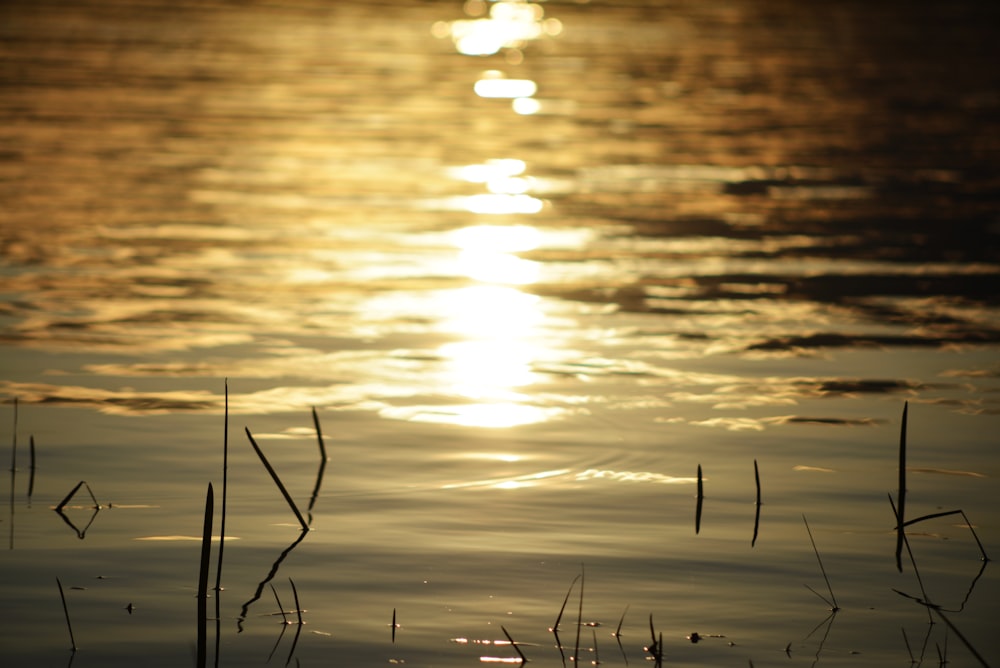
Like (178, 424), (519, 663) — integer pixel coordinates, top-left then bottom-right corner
(2, 1), (999, 666)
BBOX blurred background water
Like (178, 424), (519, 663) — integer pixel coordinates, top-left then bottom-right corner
(1, 1), (999, 666)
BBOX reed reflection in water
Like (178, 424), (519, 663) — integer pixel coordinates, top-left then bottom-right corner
(1, 0), (999, 666)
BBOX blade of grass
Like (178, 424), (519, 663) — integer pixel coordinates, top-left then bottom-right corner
(551, 573), (580, 633)
(215, 381), (229, 594)
(931, 607), (990, 668)
(574, 564), (584, 664)
(552, 573), (580, 633)
(802, 515), (838, 610)
(9, 397), (17, 550)
(752, 458), (761, 547)
(270, 584), (288, 624)
(245, 427), (309, 532)
(289, 577), (303, 626)
(27, 435), (35, 506)
(614, 605), (629, 666)
(55, 481), (87, 512)
(238, 528), (309, 624)
(307, 407), (329, 525)
(695, 464), (703, 534)
(895, 401), (908, 572)
(197, 483), (214, 668)
(502, 625), (527, 664)
(901, 626), (914, 664)
(56, 577), (77, 651)
(897, 508), (989, 562)
(888, 493), (931, 620)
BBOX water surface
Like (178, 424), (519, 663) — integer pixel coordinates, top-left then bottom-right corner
(2, 1), (999, 666)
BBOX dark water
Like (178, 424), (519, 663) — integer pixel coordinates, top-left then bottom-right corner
(1, 1), (999, 666)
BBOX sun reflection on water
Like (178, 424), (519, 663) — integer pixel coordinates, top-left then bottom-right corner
(377, 220), (567, 428)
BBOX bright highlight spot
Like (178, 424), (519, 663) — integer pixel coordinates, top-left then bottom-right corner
(474, 78), (538, 99)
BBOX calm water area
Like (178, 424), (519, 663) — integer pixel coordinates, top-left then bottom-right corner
(2, 0), (999, 666)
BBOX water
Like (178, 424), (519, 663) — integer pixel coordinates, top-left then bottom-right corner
(2, 0), (999, 666)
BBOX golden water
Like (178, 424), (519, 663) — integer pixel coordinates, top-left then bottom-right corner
(2, 1), (999, 666)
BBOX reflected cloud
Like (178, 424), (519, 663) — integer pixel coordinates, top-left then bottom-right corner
(444, 467), (698, 490)
(380, 402), (558, 429)
(443, 468), (570, 490)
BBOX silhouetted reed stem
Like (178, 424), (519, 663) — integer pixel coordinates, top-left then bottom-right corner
(307, 407), (328, 524)
(803, 515), (838, 610)
(502, 625), (527, 664)
(752, 458), (761, 547)
(197, 483), (214, 668)
(8, 398), (16, 551)
(28, 435), (35, 505)
(695, 464), (703, 534)
(931, 608), (990, 668)
(574, 564), (584, 664)
(245, 427), (309, 532)
(55, 480), (99, 512)
(56, 577), (77, 651)
(215, 380), (229, 596)
(895, 402), (908, 572)
(552, 573), (580, 633)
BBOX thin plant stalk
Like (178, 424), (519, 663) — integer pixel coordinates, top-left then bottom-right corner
(552, 573), (579, 637)
(895, 401), (908, 572)
(270, 584), (288, 624)
(289, 577), (303, 626)
(215, 380), (229, 595)
(888, 493), (932, 622)
(245, 427), (309, 532)
(931, 607), (990, 668)
(614, 605), (629, 665)
(901, 626), (914, 664)
(802, 515), (838, 610)
(56, 577), (77, 651)
(899, 508), (989, 562)
(8, 397), (16, 550)
(28, 435), (35, 506)
(502, 625), (527, 664)
(392, 608), (397, 643)
(55, 480), (99, 512)
(306, 407), (329, 525)
(574, 564), (584, 664)
(552, 573), (580, 633)
(238, 529), (309, 624)
(695, 464), (703, 534)
(752, 458), (761, 547)
(197, 483), (214, 668)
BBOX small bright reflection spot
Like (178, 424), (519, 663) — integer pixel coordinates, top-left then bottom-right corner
(512, 97), (541, 115)
(437, 1), (551, 56)
(487, 176), (531, 194)
(453, 159), (526, 183)
(475, 78), (538, 99)
(450, 225), (541, 253)
(460, 250), (539, 284)
(543, 18), (563, 36)
(480, 658), (523, 664)
(462, 193), (543, 214)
